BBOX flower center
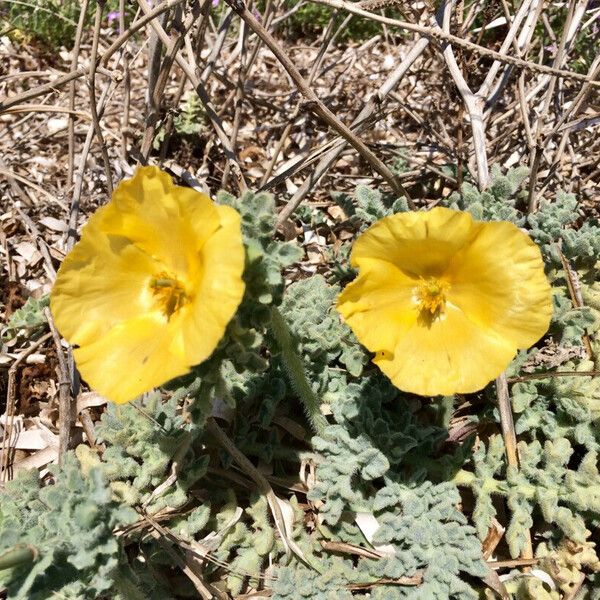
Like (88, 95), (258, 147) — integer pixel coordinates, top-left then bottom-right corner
(415, 277), (450, 315)
(150, 272), (189, 319)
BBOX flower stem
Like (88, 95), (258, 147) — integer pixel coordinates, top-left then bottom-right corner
(496, 372), (533, 561)
(269, 307), (328, 436)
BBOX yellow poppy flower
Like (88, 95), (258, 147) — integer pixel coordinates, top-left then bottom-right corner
(336, 207), (552, 396)
(51, 166), (245, 404)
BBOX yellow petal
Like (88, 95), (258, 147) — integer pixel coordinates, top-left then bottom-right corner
(374, 304), (516, 396)
(50, 166), (246, 404)
(103, 166), (221, 277)
(351, 207), (481, 278)
(50, 210), (159, 346)
(73, 315), (189, 404)
(177, 205), (246, 364)
(337, 208), (553, 397)
(337, 258), (417, 353)
(446, 220), (552, 348)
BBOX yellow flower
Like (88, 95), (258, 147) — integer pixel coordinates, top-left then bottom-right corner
(51, 166), (245, 404)
(336, 207), (552, 396)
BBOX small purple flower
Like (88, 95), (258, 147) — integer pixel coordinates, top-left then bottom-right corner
(212, 0), (220, 7)
(107, 11), (120, 26)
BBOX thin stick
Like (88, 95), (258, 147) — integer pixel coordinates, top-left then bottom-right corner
(488, 558), (538, 570)
(496, 373), (519, 468)
(221, 17), (249, 189)
(1, 333), (52, 480)
(223, 0), (411, 201)
(306, 0), (600, 84)
(89, 0), (113, 194)
(496, 372), (533, 560)
(44, 309), (73, 466)
(67, 0), (90, 186)
(119, 0), (132, 160)
(508, 370), (600, 383)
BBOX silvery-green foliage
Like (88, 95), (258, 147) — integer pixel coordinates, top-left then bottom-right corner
(464, 434), (600, 558)
(310, 424), (390, 523)
(153, 93), (205, 150)
(512, 359), (600, 451)
(0, 455), (136, 600)
(448, 165), (529, 224)
(550, 289), (598, 345)
(278, 275), (366, 383)
(364, 481), (488, 599)
(218, 189), (302, 310)
(6, 180), (600, 599)
(173, 92), (204, 136)
(295, 202), (329, 228)
(220, 494), (276, 595)
(2, 294), (49, 341)
(307, 411), (487, 598)
(528, 192), (600, 268)
(333, 185), (409, 230)
(92, 392), (207, 513)
(272, 560), (355, 600)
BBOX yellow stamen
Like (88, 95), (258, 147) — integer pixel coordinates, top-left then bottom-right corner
(415, 277), (450, 315)
(150, 272), (188, 318)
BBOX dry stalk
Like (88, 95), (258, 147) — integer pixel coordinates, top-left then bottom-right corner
(526, 0), (587, 212)
(44, 308), (73, 465)
(307, 0), (600, 84)
(89, 0), (114, 194)
(138, 0), (248, 192)
(223, 0), (411, 201)
(206, 417), (312, 567)
(496, 372), (534, 560)
(260, 10), (351, 188)
(276, 34), (427, 222)
(67, 0), (90, 185)
(1, 333), (52, 481)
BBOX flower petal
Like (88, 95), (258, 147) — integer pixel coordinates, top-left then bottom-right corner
(102, 166), (221, 277)
(351, 208), (481, 278)
(50, 211), (159, 347)
(374, 304), (516, 396)
(337, 258), (417, 352)
(446, 220), (552, 348)
(178, 204), (246, 362)
(337, 207), (552, 397)
(51, 166), (247, 404)
(73, 315), (189, 404)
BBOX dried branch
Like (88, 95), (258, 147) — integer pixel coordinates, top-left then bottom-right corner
(223, 0), (411, 201)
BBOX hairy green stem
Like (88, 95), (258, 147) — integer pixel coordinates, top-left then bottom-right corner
(112, 567), (151, 600)
(0, 544), (37, 570)
(452, 468), (538, 499)
(270, 307), (328, 435)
